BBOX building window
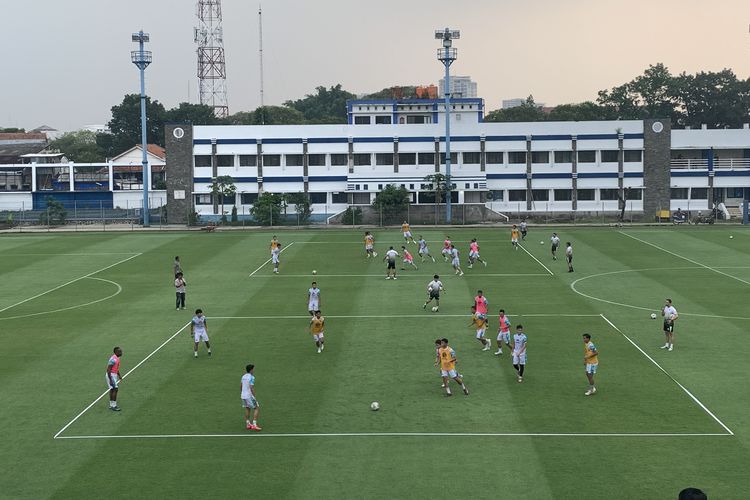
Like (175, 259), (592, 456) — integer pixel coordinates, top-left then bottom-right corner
(352, 192), (370, 204)
(286, 154), (304, 167)
(440, 153), (458, 164)
(240, 193), (258, 204)
(375, 116), (391, 124)
(486, 152), (503, 164)
(331, 192), (347, 203)
(418, 153), (435, 165)
(508, 190), (526, 202)
(625, 188), (642, 200)
(465, 183), (470, 189)
(263, 154), (281, 166)
(399, 153), (416, 165)
(216, 155), (234, 167)
(309, 192), (327, 204)
(354, 116), (371, 124)
(308, 154), (326, 166)
(375, 153), (394, 166)
(418, 191), (436, 203)
(554, 189), (572, 201)
(406, 116), (427, 124)
(508, 151), (527, 164)
(577, 189), (595, 201)
(195, 194), (212, 205)
(554, 151), (573, 164)
(624, 150), (643, 162)
(462, 152), (481, 164)
(353, 153), (371, 166)
(488, 190), (504, 201)
(600, 188), (620, 200)
(330, 154), (348, 166)
(670, 188), (689, 199)
(601, 150), (619, 163)
(194, 155), (212, 167)
(531, 189), (549, 201)
(0, 167), (31, 191)
(239, 155), (257, 167)
(531, 151), (549, 164)
(578, 150), (596, 163)
(691, 188), (708, 199)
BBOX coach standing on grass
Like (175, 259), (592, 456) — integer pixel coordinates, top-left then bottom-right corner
(106, 347), (123, 411)
(661, 298), (678, 351)
(175, 272), (186, 310)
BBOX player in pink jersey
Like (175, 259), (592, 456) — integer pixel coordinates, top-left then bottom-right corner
(495, 309), (512, 355)
(401, 246), (418, 270)
(467, 238), (487, 268)
(474, 290), (488, 319)
(106, 346), (123, 411)
(441, 236), (452, 261)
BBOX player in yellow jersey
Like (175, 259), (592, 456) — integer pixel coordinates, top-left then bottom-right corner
(401, 221), (415, 245)
(364, 231), (377, 258)
(309, 310), (326, 354)
(582, 333), (599, 396)
(437, 338), (469, 396)
(467, 306), (491, 351)
(511, 225), (520, 250)
(270, 235), (280, 255)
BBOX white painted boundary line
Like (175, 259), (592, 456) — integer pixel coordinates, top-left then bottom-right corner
(600, 314), (733, 436)
(619, 231), (750, 286)
(53, 321), (192, 439)
(248, 242), (295, 277)
(0, 252), (140, 256)
(207, 313), (602, 320)
(55, 431), (731, 440)
(518, 244), (554, 276)
(0, 253), (142, 314)
(252, 273), (551, 278)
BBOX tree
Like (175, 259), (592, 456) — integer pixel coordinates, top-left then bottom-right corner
(597, 63), (680, 121)
(283, 192), (312, 224)
(675, 69), (750, 129)
(250, 192), (284, 226)
(210, 175), (237, 221)
(548, 102), (618, 122)
(107, 94), (166, 152)
(47, 130), (104, 162)
(372, 184), (410, 224)
(223, 106), (306, 125)
(284, 84), (355, 124)
(164, 102), (221, 125)
(423, 173), (451, 204)
(485, 96), (547, 122)
(39, 197), (67, 225)
(0, 127), (25, 133)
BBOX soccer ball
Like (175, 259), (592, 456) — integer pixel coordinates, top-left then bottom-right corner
(431, 306), (439, 313)
(650, 313), (657, 320)
(312, 270), (317, 275)
(373, 252), (378, 257)
(540, 241), (544, 245)
(730, 235), (734, 239)
(370, 401), (380, 411)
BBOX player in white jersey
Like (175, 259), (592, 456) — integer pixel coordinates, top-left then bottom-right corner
(520, 220), (528, 241)
(308, 282), (321, 316)
(191, 308), (212, 358)
(450, 245), (464, 276)
(384, 246), (399, 279)
(511, 325), (527, 383)
(565, 242), (574, 272)
(271, 244), (282, 274)
(241, 364), (261, 431)
(550, 233), (561, 260)
(660, 298), (678, 351)
(417, 236), (436, 262)
(423, 274), (444, 310)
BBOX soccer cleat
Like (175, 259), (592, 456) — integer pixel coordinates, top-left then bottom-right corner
(463, 387), (469, 395)
(668, 345), (673, 351)
(445, 392), (453, 397)
(483, 261), (487, 267)
(194, 352), (198, 358)
(110, 406), (121, 411)
(423, 303), (427, 309)
(494, 350), (502, 355)
(317, 348), (322, 354)
(468, 264), (473, 269)
(321, 344), (325, 351)
(459, 272), (464, 276)
(441, 383), (446, 388)
(208, 351), (212, 356)
(660, 344), (669, 349)
(482, 343), (490, 352)
(517, 376), (523, 383)
(393, 277), (397, 280)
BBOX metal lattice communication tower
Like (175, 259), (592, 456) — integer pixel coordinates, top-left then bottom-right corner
(194, 0), (229, 118)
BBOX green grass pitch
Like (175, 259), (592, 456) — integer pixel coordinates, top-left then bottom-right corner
(1, 227), (749, 499)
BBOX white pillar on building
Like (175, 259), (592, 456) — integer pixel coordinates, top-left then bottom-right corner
(31, 163), (37, 192)
(108, 161), (114, 191)
(69, 162), (75, 192)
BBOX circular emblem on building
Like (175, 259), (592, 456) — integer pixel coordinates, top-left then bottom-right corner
(173, 127), (185, 139)
(651, 122), (664, 133)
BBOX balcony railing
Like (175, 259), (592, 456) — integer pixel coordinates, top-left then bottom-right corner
(671, 158), (750, 169)
(714, 158), (750, 169)
(670, 159), (708, 169)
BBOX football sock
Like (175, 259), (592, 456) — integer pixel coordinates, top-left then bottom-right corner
(252, 420), (257, 426)
(519, 366), (525, 376)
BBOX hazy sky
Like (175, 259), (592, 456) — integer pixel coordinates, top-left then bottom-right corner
(2, 0), (750, 131)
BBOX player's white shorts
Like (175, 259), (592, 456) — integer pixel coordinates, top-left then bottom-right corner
(451, 257), (460, 267)
(419, 247), (429, 255)
(194, 330), (209, 342)
(242, 397), (259, 409)
(442, 248), (451, 255)
(441, 369), (458, 378)
(272, 254), (280, 264)
(313, 333), (325, 342)
(511, 237), (518, 243)
(469, 251), (479, 258)
(366, 244), (373, 251)
(403, 231), (412, 239)
(586, 363), (598, 374)
(497, 331), (510, 344)
(475, 328), (486, 339)
(308, 300), (319, 312)
(512, 352), (527, 365)
(106, 373), (119, 390)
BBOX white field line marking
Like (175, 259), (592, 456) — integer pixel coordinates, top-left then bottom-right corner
(571, 267), (750, 320)
(248, 242), (295, 277)
(518, 244), (554, 275)
(208, 313), (602, 320)
(55, 432), (731, 440)
(53, 321), (192, 439)
(600, 314), (733, 436)
(0, 253), (141, 314)
(251, 273), (551, 278)
(0, 252), (140, 256)
(0, 277), (121, 321)
(619, 231), (750, 286)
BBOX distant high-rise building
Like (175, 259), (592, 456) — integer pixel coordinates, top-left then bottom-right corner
(439, 76), (477, 98)
(502, 98), (545, 109)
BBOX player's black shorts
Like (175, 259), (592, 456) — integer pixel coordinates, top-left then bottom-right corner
(551, 244), (559, 252)
(521, 230), (527, 236)
(566, 255), (573, 263)
(430, 290), (440, 300)
(663, 321), (674, 333)
(387, 261), (396, 270)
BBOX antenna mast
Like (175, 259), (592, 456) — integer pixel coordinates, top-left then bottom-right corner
(194, 0), (229, 118)
(259, 4), (265, 124)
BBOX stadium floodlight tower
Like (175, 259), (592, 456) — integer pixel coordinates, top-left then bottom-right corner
(131, 30), (152, 227)
(435, 28), (459, 224)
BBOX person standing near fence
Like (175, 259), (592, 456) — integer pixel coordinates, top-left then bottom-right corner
(175, 272), (186, 310)
(173, 256), (182, 277)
